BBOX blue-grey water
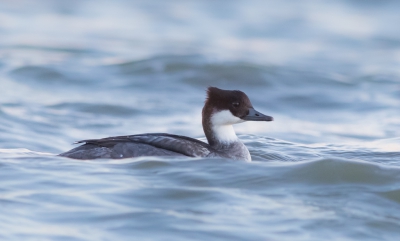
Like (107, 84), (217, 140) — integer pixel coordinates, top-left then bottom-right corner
(1, 0), (400, 240)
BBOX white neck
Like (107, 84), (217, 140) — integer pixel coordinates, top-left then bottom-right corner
(210, 110), (244, 145)
(211, 124), (238, 144)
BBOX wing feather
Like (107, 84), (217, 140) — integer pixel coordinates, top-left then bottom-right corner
(76, 133), (214, 157)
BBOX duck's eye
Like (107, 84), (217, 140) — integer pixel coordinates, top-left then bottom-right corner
(232, 102), (240, 107)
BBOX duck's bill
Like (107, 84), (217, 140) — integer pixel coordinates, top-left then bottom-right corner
(242, 108), (273, 121)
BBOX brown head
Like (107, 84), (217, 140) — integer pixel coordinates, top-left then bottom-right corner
(202, 87), (273, 146)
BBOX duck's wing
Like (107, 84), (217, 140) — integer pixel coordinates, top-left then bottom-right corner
(74, 133), (215, 158)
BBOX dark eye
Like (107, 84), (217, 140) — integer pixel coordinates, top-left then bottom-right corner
(232, 102), (240, 107)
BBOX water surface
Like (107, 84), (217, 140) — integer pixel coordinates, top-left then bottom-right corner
(1, 0), (400, 240)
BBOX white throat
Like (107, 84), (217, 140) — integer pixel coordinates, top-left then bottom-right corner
(210, 110), (244, 144)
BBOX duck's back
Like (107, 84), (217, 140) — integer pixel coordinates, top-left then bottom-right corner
(59, 133), (215, 160)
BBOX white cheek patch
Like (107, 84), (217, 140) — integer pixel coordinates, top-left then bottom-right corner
(211, 110), (245, 126)
(210, 110), (243, 143)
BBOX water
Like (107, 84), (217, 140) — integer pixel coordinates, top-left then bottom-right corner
(1, 0), (400, 240)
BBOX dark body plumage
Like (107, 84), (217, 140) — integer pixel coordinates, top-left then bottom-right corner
(59, 133), (220, 159)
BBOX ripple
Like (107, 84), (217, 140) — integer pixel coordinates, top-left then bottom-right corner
(380, 189), (400, 204)
(10, 66), (68, 83)
(284, 158), (400, 185)
(48, 102), (142, 117)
